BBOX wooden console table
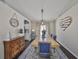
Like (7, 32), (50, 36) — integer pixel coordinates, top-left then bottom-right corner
(4, 36), (26, 59)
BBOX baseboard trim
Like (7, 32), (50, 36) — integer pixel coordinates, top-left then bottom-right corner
(57, 40), (77, 59)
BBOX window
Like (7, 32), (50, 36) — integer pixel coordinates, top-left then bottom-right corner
(40, 24), (48, 41)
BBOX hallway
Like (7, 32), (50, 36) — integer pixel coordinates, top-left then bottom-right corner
(0, 0), (78, 59)
(18, 42), (68, 59)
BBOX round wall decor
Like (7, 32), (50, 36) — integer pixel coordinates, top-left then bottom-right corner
(9, 18), (19, 27)
(9, 13), (19, 27)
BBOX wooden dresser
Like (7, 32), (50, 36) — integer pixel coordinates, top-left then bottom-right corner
(4, 36), (26, 59)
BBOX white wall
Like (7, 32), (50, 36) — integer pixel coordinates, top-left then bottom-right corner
(0, 41), (4, 59)
(48, 20), (56, 35)
(56, 4), (78, 58)
(0, 1), (24, 40)
(0, 1), (31, 59)
(31, 21), (40, 37)
(0, 1), (31, 41)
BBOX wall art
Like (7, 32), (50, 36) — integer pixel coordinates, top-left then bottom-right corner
(59, 16), (72, 31)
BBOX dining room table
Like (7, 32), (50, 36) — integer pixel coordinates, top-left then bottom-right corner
(31, 36), (60, 49)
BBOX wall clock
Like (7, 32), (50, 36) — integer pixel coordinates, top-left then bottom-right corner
(9, 18), (19, 27)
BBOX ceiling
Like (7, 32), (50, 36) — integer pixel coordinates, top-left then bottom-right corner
(2, 0), (77, 22)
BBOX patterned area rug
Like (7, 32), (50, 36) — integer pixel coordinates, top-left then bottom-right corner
(18, 44), (68, 59)
(31, 48), (68, 59)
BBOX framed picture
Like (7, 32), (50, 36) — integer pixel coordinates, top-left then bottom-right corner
(24, 20), (29, 24)
(19, 29), (23, 34)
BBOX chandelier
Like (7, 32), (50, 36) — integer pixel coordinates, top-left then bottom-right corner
(41, 9), (44, 25)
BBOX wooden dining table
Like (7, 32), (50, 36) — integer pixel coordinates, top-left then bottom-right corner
(31, 36), (60, 48)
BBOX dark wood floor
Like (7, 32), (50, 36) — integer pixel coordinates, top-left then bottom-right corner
(14, 39), (77, 59)
(58, 42), (77, 59)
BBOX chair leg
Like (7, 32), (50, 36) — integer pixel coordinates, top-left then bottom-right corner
(53, 48), (56, 53)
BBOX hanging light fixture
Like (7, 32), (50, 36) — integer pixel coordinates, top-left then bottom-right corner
(41, 9), (44, 25)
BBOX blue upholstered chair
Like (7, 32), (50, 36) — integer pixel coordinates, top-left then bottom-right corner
(51, 33), (56, 40)
(39, 42), (50, 58)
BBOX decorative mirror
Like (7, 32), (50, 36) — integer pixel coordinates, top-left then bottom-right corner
(9, 13), (19, 27)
